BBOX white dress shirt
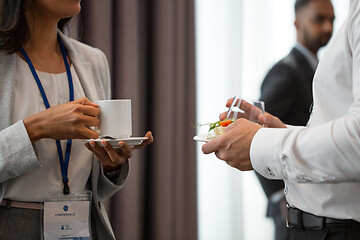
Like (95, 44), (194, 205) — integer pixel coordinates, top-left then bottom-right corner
(4, 55), (92, 202)
(251, 0), (360, 221)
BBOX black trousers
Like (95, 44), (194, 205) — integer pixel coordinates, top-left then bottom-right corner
(289, 226), (360, 240)
(274, 212), (289, 240)
(287, 207), (360, 240)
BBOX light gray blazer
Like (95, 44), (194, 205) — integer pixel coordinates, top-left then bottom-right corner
(0, 31), (129, 239)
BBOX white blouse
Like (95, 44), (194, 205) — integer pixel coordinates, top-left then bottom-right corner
(5, 55), (93, 202)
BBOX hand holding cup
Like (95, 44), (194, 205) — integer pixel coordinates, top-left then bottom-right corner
(220, 97), (265, 123)
(220, 97), (286, 128)
(85, 99), (154, 171)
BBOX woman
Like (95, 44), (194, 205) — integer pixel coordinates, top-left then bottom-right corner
(0, 0), (153, 239)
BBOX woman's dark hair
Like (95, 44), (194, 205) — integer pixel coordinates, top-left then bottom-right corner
(0, 0), (71, 54)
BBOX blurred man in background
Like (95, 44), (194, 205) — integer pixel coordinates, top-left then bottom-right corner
(257, 0), (334, 239)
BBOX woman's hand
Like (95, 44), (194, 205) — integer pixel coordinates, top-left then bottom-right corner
(85, 131), (154, 171)
(23, 97), (100, 143)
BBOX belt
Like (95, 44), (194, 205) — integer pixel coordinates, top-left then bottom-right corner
(287, 207), (359, 230)
(0, 199), (43, 210)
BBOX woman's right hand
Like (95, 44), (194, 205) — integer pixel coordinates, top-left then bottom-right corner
(23, 97), (100, 143)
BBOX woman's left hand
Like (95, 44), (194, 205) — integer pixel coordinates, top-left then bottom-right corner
(85, 131), (154, 172)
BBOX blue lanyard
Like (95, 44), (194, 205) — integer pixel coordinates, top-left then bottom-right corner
(20, 34), (74, 195)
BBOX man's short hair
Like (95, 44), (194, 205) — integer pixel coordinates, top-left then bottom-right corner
(295, 0), (320, 15)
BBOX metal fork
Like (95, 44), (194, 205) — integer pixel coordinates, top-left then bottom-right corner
(226, 96), (238, 120)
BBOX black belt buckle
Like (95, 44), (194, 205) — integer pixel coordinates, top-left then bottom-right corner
(287, 207), (303, 229)
(302, 212), (324, 230)
(287, 206), (324, 230)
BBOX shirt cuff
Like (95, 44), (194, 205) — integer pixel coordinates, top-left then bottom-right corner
(250, 127), (288, 179)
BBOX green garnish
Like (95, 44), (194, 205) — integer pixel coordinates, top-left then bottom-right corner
(208, 120), (221, 132)
(194, 119), (234, 132)
(208, 118), (234, 132)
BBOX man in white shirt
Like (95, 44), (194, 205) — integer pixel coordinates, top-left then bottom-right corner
(257, 1), (334, 239)
(202, 0), (360, 239)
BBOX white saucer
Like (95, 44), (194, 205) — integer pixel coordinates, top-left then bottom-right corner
(193, 133), (211, 143)
(87, 137), (148, 148)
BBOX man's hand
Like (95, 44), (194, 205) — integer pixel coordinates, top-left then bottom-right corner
(259, 113), (286, 128)
(202, 119), (262, 171)
(219, 97), (286, 128)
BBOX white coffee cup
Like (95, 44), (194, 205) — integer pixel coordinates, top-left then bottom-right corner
(95, 99), (132, 138)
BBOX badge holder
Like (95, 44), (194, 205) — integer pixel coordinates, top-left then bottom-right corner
(41, 191), (92, 240)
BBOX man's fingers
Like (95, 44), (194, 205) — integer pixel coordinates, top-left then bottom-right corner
(219, 112), (227, 121)
(239, 100), (253, 112)
(225, 97), (241, 108)
(225, 98), (234, 107)
(258, 114), (269, 126)
(259, 113), (286, 128)
(202, 137), (221, 154)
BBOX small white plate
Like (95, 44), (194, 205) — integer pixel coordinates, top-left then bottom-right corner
(87, 137), (148, 148)
(193, 133), (211, 143)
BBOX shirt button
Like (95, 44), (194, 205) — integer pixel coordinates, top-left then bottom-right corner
(267, 167), (275, 177)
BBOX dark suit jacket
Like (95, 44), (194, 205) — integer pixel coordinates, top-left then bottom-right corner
(257, 47), (315, 217)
